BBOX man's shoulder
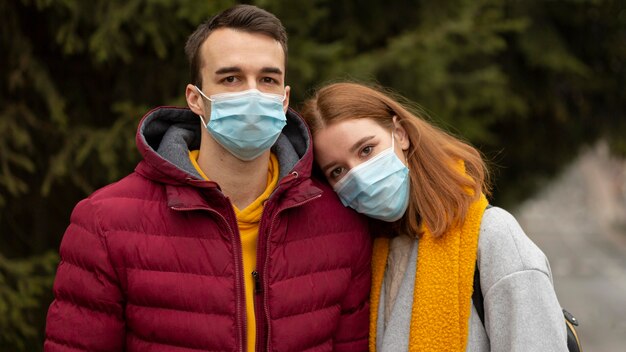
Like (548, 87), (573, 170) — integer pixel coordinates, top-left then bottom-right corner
(308, 177), (356, 211)
(300, 176), (370, 232)
(282, 176), (372, 266)
(71, 171), (165, 224)
(88, 171), (162, 204)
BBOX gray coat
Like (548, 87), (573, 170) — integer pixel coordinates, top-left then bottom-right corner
(376, 207), (568, 351)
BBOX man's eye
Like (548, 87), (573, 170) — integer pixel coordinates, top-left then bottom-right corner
(223, 76), (237, 83)
(262, 77), (277, 84)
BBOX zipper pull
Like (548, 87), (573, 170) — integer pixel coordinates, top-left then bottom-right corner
(252, 270), (262, 294)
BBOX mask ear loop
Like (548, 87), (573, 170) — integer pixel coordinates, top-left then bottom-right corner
(392, 115), (411, 160)
(198, 115), (209, 128)
(391, 115), (400, 151)
(195, 86), (212, 128)
(391, 117), (411, 169)
(195, 86), (214, 102)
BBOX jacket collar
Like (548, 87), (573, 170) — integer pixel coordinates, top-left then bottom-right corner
(134, 106), (318, 208)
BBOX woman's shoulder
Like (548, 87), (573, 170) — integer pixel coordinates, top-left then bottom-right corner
(477, 206), (553, 289)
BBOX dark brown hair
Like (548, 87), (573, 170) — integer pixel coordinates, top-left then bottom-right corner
(301, 82), (491, 238)
(184, 4), (288, 86)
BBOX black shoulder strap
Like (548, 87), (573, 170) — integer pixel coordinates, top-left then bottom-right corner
(472, 203), (491, 325)
(472, 264), (485, 326)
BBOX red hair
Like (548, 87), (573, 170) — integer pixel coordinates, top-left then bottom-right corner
(301, 82), (491, 238)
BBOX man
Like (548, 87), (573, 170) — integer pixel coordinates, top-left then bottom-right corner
(44, 5), (371, 352)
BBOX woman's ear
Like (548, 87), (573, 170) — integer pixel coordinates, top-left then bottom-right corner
(392, 116), (410, 151)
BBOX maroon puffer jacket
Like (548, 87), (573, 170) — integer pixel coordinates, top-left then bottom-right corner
(44, 107), (372, 351)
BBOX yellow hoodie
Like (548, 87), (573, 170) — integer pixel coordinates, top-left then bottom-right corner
(189, 150), (279, 352)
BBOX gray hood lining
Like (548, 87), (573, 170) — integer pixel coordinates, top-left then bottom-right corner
(139, 107), (310, 181)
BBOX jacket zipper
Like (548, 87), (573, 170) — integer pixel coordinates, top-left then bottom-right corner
(171, 205), (246, 352)
(252, 270), (262, 294)
(255, 189), (322, 351)
(253, 172), (296, 352)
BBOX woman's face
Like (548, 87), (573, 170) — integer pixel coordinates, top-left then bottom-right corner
(313, 117), (410, 187)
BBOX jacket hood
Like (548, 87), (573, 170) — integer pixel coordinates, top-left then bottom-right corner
(134, 106), (313, 186)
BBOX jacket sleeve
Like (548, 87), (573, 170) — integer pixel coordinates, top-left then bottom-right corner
(484, 269), (568, 351)
(478, 207), (568, 352)
(333, 230), (372, 351)
(44, 198), (125, 352)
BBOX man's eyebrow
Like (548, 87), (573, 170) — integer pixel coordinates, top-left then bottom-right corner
(214, 66), (283, 76)
(260, 67), (283, 75)
(214, 66), (242, 75)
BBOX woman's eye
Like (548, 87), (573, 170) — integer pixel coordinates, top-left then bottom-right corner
(360, 146), (373, 157)
(330, 167), (344, 179)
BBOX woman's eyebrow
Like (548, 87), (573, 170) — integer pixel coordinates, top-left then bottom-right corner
(350, 136), (375, 153)
(320, 135), (376, 173)
(321, 161), (337, 174)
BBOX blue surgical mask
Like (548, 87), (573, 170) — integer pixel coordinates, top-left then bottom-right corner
(333, 132), (410, 222)
(195, 87), (287, 161)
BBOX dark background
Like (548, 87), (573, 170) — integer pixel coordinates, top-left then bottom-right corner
(1, 0), (624, 350)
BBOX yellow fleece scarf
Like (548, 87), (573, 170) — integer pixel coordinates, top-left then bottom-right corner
(189, 150), (279, 352)
(369, 193), (488, 352)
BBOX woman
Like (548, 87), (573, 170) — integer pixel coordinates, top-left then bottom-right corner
(301, 82), (568, 351)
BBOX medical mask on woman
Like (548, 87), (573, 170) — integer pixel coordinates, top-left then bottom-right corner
(333, 132), (410, 222)
(195, 87), (287, 161)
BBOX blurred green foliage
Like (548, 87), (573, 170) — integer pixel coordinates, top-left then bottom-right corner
(0, 0), (624, 350)
(0, 252), (57, 351)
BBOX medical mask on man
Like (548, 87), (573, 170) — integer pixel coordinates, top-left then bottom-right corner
(333, 132), (410, 222)
(195, 87), (287, 161)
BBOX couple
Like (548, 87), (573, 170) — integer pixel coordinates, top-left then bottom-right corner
(44, 4), (568, 352)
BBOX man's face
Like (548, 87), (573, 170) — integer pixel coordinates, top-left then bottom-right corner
(186, 28), (290, 117)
